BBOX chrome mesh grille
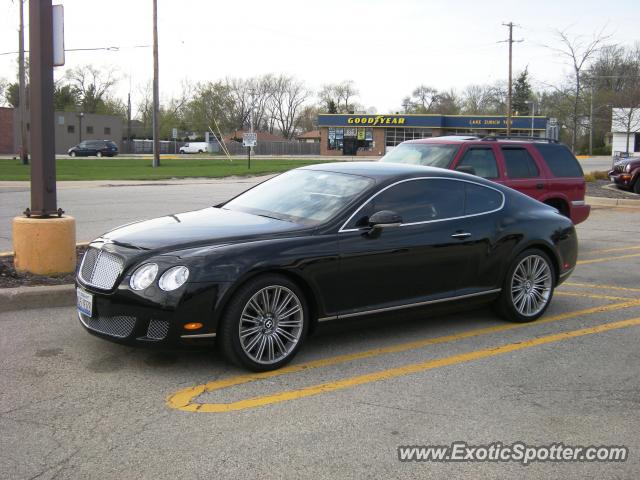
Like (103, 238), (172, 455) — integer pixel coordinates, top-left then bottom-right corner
(79, 248), (124, 290)
(146, 320), (170, 340)
(79, 312), (136, 338)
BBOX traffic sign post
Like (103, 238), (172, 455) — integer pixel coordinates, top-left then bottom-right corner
(243, 133), (257, 170)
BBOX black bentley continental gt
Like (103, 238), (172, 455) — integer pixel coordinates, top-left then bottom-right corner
(76, 162), (578, 371)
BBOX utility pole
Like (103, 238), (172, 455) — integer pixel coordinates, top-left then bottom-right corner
(500, 22), (523, 136)
(18, 0), (28, 165)
(589, 85), (594, 156)
(152, 0), (160, 167)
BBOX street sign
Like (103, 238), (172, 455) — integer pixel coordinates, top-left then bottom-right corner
(243, 132), (257, 147)
(52, 5), (65, 66)
(172, 127), (178, 139)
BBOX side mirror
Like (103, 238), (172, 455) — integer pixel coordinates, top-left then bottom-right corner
(368, 210), (402, 229)
(455, 165), (476, 176)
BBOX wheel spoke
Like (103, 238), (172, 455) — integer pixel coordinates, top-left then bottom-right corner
(278, 305), (301, 319)
(278, 319), (302, 328)
(275, 327), (297, 343)
(240, 326), (261, 338)
(272, 331), (287, 354)
(274, 292), (293, 317)
(255, 335), (267, 361)
(244, 332), (262, 352)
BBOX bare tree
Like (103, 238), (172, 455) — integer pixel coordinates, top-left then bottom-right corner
(545, 28), (611, 151)
(461, 83), (506, 114)
(612, 108), (640, 153)
(65, 64), (119, 113)
(0, 78), (8, 106)
(405, 85), (439, 113)
(319, 81), (359, 113)
(268, 75), (310, 139)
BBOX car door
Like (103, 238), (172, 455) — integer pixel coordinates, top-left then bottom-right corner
(336, 177), (475, 315)
(451, 145), (502, 180)
(499, 146), (548, 200)
(77, 141), (89, 155)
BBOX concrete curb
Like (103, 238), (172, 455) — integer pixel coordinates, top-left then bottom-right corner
(586, 195), (640, 208)
(0, 284), (76, 314)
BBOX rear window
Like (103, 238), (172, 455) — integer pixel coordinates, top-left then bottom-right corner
(534, 144), (584, 177)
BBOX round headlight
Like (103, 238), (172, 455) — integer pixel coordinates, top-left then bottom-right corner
(130, 263), (158, 290)
(159, 266), (189, 291)
(626, 163), (631, 172)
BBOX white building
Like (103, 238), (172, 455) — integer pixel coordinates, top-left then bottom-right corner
(611, 108), (640, 157)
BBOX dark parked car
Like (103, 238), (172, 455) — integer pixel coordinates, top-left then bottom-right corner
(76, 162), (577, 371)
(380, 136), (590, 224)
(608, 157), (640, 194)
(68, 140), (118, 157)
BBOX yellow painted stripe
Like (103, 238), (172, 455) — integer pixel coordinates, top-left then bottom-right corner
(555, 291), (635, 301)
(167, 299), (640, 412)
(584, 245), (640, 255)
(172, 317), (640, 412)
(564, 282), (640, 294)
(577, 252), (640, 265)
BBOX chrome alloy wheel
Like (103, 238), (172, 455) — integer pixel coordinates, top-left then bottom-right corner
(510, 254), (552, 317)
(238, 285), (304, 365)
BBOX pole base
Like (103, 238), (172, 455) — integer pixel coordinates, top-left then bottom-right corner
(12, 216), (76, 275)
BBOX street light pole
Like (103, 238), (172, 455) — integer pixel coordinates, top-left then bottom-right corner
(152, 0), (160, 167)
(589, 85), (594, 157)
(77, 112), (83, 143)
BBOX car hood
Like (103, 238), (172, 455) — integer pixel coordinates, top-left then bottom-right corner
(101, 207), (306, 251)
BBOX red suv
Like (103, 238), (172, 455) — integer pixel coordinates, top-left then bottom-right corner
(379, 136), (590, 224)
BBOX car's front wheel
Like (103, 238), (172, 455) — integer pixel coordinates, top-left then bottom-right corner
(633, 178), (640, 195)
(70, 151), (76, 157)
(495, 249), (555, 323)
(218, 274), (308, 371)
(97, 151), (103, 158)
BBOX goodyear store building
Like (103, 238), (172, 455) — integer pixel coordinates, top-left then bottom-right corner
(318, 113), (548, 156)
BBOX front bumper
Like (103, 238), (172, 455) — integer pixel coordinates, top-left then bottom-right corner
(608, 170), (633, 188)
(76, 281), (226, 346)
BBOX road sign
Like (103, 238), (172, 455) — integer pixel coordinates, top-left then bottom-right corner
(172, 127), (178, 139)
(52, 5), (65, 66)
(243, 132), (257, 147)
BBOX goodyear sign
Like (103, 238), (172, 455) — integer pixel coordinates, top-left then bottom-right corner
(347, 115), (406, 126)
(318, 114), (547, 130)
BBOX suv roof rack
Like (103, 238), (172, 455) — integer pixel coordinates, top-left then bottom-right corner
(480, 135), (559, 144)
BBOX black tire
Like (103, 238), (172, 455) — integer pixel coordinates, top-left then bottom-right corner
(97, 151), (103, 158)
(633, 178), (640, 195)
(70, 151), (76, 157)
(217, 274), (309, 371)
(495, 248), (555, 323)
(198, 149), (203, 153)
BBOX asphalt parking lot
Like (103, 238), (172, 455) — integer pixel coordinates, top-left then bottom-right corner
(1, 205), (639, 479)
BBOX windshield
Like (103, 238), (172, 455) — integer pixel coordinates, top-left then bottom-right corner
(380, 143), (459, 168)
(223, 169), (374, 225)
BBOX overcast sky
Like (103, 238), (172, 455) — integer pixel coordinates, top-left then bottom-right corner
(1, 0), (639, 114)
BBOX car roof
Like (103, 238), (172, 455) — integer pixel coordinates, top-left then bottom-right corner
(404, 136), (560, 146)
(300, 161), (493, 184)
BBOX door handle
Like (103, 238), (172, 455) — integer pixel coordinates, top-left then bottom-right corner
(451, 232), (471, 239)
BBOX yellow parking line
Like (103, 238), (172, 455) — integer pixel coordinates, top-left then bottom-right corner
(167, 299), (640, 412)
(577, 252), (640, 265)
(555, 291), (635, 301)
(584, 245), (640, 255)
(172, 317), (640, 413)
(564, 282), (640, 294)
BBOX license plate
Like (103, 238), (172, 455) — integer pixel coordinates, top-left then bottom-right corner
(77, 288), (93, 317)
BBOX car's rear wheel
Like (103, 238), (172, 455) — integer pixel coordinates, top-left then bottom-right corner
(70, 151), (76, 157)
(495, 249), (555, 323)
(218, 274), (308, 371)
(633, 178), (640, 195)
(97, 151), (103, 158)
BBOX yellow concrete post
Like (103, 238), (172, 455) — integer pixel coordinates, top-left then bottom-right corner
(12, 216), (76, 275)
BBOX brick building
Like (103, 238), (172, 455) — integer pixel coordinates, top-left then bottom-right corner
(0, 107), (15, 154)
(318, 113), (548, 156)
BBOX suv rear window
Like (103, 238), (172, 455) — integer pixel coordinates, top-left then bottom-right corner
(534, 144), (584, 177)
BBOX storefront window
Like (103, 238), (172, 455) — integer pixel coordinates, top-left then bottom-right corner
(328, 128), (345, 151)
(385, 128), (433, 147)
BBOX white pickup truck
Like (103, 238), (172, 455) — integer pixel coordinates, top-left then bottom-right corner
(179, 142), (208, 154)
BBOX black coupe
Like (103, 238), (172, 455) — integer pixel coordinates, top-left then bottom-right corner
(76, 162), (577, 371)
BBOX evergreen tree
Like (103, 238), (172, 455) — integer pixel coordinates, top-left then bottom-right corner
(513, 67), (533, 115)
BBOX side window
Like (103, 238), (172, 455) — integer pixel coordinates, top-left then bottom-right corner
(347, 179), (465, 228)
(533, 144), (583, 177)
(502, 148), (540, 178)
(457, 148), (499, 179)
(465, 183), (503, 215)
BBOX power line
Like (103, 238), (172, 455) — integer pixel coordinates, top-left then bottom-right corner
(0, 44), (150, 56)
